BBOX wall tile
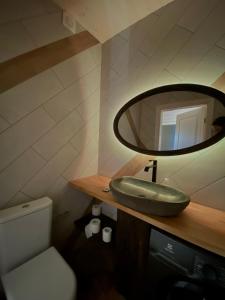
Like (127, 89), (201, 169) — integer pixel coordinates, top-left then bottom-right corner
(119, 13), (158, 44)
(44, 80), (85, 122)
(63, 151), (99, 180)
(22, 144), (78, 198)
(192, 177), (225, 211)
(168, 0), (225, 79)
(47, 176), (91, 218)
(217, 34), (225, 49)
(76, 89), (100, 122)
(155, 152), (202, 183)
(172, 140), (225, 194)
(137, 25), (191, 91)
(44, 66), (100, 122)
(100, 73), (123, 106)
(0, 149), (45, 207)
(76, 65), (101, 101)
(33, 109), (84, 160)
(88, 44), (102, 65)
(75, 22), (85, 34)
(119, 50), (150, 89)
(22, 12), (72, 47)
(80, 158), (99, 178)
(0, 70), (62, 123)
(101, 67), (119, 90)
(51, 179), (91, 248)
(0, 117), (9, 133)
(63, 138), (98, 180)
(4, 192), (33, 209)
(0, 108), (55, 172)
(184, 46), (225, 85)
(70, 112), (99, 153)
(98, 131), (135, 177)
(47, 176), (71, 217)
(0, 21), (35, 63)
(159, 177), (182, 191)
(103, 35), (134, 76)
(140, 0), (192, 57)
(52, 45), (101, 88)
(40, 0), (60, 14)
(154, 70), (181, 87)
(178, 0), (220, 32)
(0, 0), (49, 25)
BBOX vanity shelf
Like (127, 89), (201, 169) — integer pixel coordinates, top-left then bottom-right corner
(70, 175), (225, 258)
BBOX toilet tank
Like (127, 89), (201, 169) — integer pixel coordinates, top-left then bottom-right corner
(0, 197), (52, 276)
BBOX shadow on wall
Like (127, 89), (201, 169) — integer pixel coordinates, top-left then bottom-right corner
(0, 0), (102, 248)
(98, 0), (225, 211)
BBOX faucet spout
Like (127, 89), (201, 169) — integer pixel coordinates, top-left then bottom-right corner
(144, 160), (157, 183)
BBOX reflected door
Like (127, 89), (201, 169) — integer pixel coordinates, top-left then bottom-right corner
(174, 107), (206, 149)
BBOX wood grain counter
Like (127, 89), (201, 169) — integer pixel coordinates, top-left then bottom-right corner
(70, 175), (225, 258)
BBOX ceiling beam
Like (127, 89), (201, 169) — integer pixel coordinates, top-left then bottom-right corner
(0, 31), (99, 93)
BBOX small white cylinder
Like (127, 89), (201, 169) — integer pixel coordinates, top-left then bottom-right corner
(92, 204), (101, 216)
(102, 227), (112, 243)
(89, 218), (101, 234)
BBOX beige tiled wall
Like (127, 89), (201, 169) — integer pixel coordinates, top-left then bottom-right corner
(1, 0), (225, 246)
(0, 0), (101, 247)
(0, 0), (71, 62)
(99, 0), (225, 211)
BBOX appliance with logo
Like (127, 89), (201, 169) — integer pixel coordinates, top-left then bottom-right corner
(146, 229), (225, 300)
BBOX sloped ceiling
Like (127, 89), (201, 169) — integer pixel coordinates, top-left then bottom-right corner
(53, 0), (174, 43)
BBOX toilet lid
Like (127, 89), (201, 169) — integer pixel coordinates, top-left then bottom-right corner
(1, 247), (76, 300)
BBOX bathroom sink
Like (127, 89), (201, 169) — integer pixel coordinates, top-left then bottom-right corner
(109, 176), (190, 217)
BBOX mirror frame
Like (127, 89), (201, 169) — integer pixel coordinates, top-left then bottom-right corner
(113, 84), (225, 156)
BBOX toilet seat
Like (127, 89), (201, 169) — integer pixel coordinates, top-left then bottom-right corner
(1, 247), (76, 300)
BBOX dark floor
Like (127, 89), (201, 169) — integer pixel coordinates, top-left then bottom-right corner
(61, 214), (126, 300)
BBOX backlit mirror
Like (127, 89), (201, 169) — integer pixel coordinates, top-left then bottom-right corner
(114, 84), (225, 156)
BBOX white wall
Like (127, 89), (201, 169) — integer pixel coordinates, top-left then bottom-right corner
(99, 0), (225, 211)
(53, 0), (174, 42)
(1, 0), (225, 246)
(0, 0), (101, 248)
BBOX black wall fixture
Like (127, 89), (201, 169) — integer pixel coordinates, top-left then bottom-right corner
(113, 84), (225, 156)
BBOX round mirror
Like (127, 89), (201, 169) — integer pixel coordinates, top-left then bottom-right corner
(114, 84), (225, 156)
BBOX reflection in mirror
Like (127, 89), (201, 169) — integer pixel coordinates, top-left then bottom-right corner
(114, 85), (225, 155)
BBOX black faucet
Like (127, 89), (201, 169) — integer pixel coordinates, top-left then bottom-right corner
(144, 160), (157, 183)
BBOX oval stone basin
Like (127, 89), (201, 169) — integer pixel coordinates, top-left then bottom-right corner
(109, 176), (190, 217)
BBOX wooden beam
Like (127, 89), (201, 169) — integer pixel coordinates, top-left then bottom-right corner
(0, 31), (99, 93)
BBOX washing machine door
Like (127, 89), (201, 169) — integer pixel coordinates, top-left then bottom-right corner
(158, 277), (225, 300)
(165, 280), (205, 300)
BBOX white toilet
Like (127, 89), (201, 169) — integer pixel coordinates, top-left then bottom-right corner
(0, 197), (77, 300)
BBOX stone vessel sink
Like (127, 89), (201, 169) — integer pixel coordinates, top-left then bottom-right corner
(109, 176), (190, 217)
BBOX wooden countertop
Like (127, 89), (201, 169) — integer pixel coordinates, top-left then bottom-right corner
(70, 175), (225, 258)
